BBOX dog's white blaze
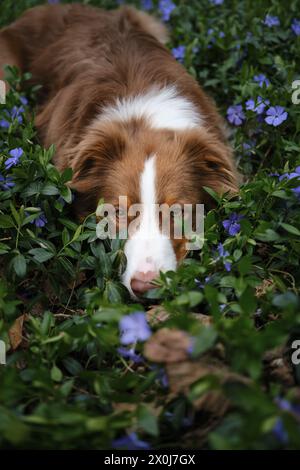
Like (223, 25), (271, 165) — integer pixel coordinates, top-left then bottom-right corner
(122, 156), (177, 295)
(97, 86), (202, 131)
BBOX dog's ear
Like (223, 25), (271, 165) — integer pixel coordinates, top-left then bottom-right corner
(68, 126), (127, 219)
(70, 126), (126, 189)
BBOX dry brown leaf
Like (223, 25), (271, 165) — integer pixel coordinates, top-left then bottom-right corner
(9, 315), (25, 350)
(147, 306), (170, 325)
(255, 279), (274, 297)
(144, 328), (191, 363)
(263, 346), (295, 387)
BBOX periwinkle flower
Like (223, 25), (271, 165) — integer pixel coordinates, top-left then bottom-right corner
(227, 104), (245, 126)
(119, 312), (151, 345)
(265, 106), (288, 127)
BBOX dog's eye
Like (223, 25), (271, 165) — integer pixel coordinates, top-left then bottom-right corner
(206, 160), (220, 170)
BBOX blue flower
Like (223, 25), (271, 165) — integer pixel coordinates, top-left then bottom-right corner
(246, 96), (269, 115)
(0, 104), (25, 129)
(265, 106), (288, 127)
(254, 73), (270, 88)
(242, 142), (255, 156)
(154, 367), (169, 388)
(0, 174), (15, 190)
(216, 243), (232, 271)
(0, 118), (10, 128)
(141, 0), (153, 10)
(31, 211), (48, 228)
(117, 347), (143, 363)
(264, 15), (280, 27)
(112, 432), (150, 450)
(19, 96), (28, 106)
(273, 398), (300, 444)
(119, 312), (151, 345)
(279, 166), (300, 196)
(227, 104), (245, 126)
(291, 19), (300, 36)
(222, 213), (243, 236)
(171, 45), (186, 62)
(5, 148), (23, 170)
(158, 0), (176, 22)
(210, 0), (224, 4)
(10, 105), (24, 123)
(273, 418), (289, 444)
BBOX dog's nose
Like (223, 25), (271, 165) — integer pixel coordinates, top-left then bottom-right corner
(130, 270), (158, 295)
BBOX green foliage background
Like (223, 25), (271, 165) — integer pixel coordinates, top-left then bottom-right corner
(0, 0), (300, 449)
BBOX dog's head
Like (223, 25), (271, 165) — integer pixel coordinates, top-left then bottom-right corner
(70, 119), (238, 296)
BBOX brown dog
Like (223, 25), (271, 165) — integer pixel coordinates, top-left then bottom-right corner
(0, 4), (238, 296)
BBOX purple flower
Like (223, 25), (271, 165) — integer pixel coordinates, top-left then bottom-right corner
(0, 174), (15, 190)
(265, 106), (288, 127)
(254, 74), (270, 88)
(273, 418), (289, 444)
(155, 367), (169, 388)
(112, 432), (150, 450)
(119, 312), (151, 345)
(210, 0), (224, 4)
(219, 31), (225, 38)
(0, 119), (10, 128)
(242, 142), (255, 156)
(141, 0), (153, 10)
(0, 105), (24, 129)
(159, 0), (176, 22)
(195, 275), (211, 289)
(19, 96), (28, 106)
(227, 104), (245, 126)
(216, 243), (232, 272)
(222, 212), (243, 236)
(117, 347), (143, 363)
(31, 212), (48, 228)
(264, 15), (280, 27)
(246, 96), (269, 114)
(10, 105), (24, 123)
(279, 166), (300, 196)
(291, 19), (300, 36)
(171, 45), (186, 62)
(5, 148), (23, 170)
(273, 398), (300, 444)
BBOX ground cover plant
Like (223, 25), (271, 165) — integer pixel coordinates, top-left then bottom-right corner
(0, 0), (300, 450)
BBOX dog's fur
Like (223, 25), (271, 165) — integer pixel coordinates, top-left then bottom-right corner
(0, 4), (238, 295)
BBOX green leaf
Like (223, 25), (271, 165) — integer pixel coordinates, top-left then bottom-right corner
(280, 223), (300, 236)
(137, 405), (159, 436)
(0, 214), (14, 228)
(12, 254), (27, 277)
(190, 326), (218, 357)
(60, 167), (73, 184)
(29, 248), (54, 263)
(41, 183), (59, 196)
(238, 256), (252, 276)
(174, 291), (203, 308)
(51, 365), (63, 382)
